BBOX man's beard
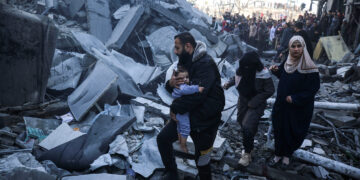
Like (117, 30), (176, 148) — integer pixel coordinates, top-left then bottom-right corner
(178, 49), (193, 66)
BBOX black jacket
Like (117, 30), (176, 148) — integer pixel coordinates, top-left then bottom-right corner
(166, 41), (225, 132)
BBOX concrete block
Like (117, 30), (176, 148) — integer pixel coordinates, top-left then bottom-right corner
(0, 5), (58, 106)
(68, 61), (118, 121)
(106, 5), (144, 49)
(69, 0), (85, 18)
(85, 0), (112, 43)
(63, 174), (126, 180)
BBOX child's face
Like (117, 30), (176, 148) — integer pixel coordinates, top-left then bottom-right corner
(177, 72), (189, 84)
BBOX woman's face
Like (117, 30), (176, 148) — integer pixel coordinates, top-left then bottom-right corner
(289, 41), (303, 59)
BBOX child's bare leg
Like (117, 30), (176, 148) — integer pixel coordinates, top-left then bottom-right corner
(180, 136), (188, 153)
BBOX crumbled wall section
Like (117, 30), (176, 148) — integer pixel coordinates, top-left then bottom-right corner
(0, 4), (58, 106)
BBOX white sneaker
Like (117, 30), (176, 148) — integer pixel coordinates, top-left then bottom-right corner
(238, 152), (252, 166)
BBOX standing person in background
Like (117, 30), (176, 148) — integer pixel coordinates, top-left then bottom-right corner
(294, 22), (313, 58)
(270, 22), (277, 49)
(275, 22), (293, 62)
(223, 52), (274, 167)
(268, 36), (320, 169)
(249, 22), (257, 46)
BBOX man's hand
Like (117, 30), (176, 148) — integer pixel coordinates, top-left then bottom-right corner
(286, 96), (293, 103)
(170, 111), (178, 122)
(169, 70), (184, 88)
(222, 83), (230, 90)
(269, 65), (279, 72)
(198, 86), (205, 93)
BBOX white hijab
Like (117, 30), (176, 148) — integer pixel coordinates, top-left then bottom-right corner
(284, 36), (318, 74)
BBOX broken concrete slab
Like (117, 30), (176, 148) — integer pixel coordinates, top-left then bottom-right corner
(106, 5), (144, 49)
(131, 136), (164, 178)
(131, 97), (169, 118)
(39, 123), (85, 150)
(85, 0), (112, 43)
(189, 28), (211, 47)
(71, 31), (109, 56)
(213, 40), (228, 57)
(0, 153), (46, 175)
(111, 51), (165, 85)
(313, 35), (352, 62)
(175, 158), (198, 178)
(109, 135), (129, 157)
(90, 153), (116, 171)
(69, 0), (85, 18)
(41, 160), (71, 178)
(146, 26), (178, 57)
(311, 166), (329, 179)
(301, 139), (313, 148)
(323, 111), (357, 127)
(0, 4), (58, 106)
(89, 48), (144, 97)
(313, 147), (326, 155)
(47, 56), (84, 91)
(113, 4), (130, 20)
(38, 114), (135, 171)
(62, 174), (126, 180)
(68, 61), (118, 121)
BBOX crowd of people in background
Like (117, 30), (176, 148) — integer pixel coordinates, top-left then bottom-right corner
(210, 10), (350, 60)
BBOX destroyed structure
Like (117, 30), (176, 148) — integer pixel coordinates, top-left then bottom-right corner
(0, 0), (360, 179)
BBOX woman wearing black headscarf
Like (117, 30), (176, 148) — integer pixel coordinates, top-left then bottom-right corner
(223, 52), (275, 166)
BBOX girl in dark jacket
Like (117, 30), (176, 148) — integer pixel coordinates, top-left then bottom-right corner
(224, 51), (275, 166)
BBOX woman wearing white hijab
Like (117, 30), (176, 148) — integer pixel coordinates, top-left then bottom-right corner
(268, 36), (320, 169)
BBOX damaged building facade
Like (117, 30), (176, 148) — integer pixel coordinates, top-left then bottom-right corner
(0, 0), (360, 179)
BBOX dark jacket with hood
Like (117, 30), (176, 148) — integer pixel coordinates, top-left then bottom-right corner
(166, 41), (225, 132)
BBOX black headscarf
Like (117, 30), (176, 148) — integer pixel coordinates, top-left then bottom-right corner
(236, 51), (264, 98)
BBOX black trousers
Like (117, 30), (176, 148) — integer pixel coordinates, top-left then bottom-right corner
(157, 120), (218, 180)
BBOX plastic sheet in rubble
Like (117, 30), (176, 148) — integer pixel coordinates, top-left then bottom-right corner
(68, 61), (118, 121)
(109, 135), (129, 157)
(130, 136), (164, 178)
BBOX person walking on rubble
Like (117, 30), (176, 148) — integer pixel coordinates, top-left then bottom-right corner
(268, 35), (320, 169)
(223, 51), (275, 166)
(157, 32), (225, 180)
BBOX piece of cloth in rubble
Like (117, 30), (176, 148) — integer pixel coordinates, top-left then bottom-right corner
(284, 36), (318, 74)
(271, 45), (320, 157)
(37, 114), (134, 171)
(236, 51), (264, 98)
(172, 84), (200, 138)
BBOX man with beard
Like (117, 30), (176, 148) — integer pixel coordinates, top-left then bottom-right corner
(157, 32), (225, 180)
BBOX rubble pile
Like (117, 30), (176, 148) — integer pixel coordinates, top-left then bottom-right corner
(0, 0), (360, 180)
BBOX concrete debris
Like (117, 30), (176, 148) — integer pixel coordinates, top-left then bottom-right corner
(131, 97), (170, 118)
(68, 0), (85, 18)
(106, 5), (144, 49)
(68, 61), (118, 121)
(301, 139), (313, 148)
(2, 0), (360, 179)
(62, 174), (126, 180)
(311, 166), (330, 179)
(130, 136), (164, 178)
(0, 153), (46, 175)
(47, 56), (84, 91)
(85, 0), (112, 43)
(313, 147), (326, 155)
(113, 4), (130, 20)
(0, 4), (58, 106)
(39, 123), (85, 150)
(109, 135), (129, 157)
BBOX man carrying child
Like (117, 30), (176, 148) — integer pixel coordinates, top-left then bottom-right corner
(157, 32), (225, 180)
